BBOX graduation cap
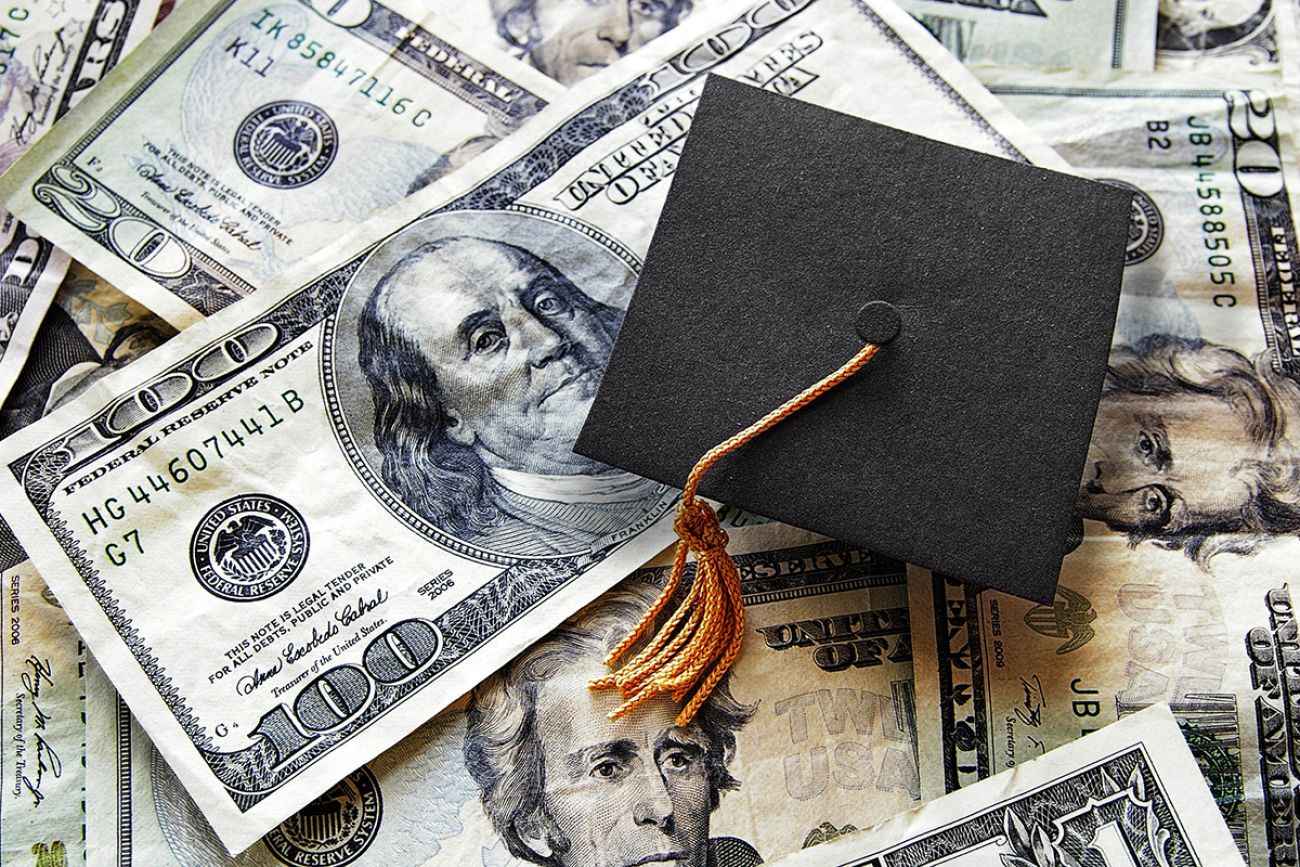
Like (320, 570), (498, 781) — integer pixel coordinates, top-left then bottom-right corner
(578, 75), (1130, 723)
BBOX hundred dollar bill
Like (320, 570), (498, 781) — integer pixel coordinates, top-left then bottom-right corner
(425, 0), (704, 87)
(0, 0), (163, 404)
(900, 0), (1157, 71)
(0, 0), (564, 328)
(0, 0), (1065, 851)
(1, 529), (87, 867)
(87, 525), (919, 867)
(765, 705), (1246, 867)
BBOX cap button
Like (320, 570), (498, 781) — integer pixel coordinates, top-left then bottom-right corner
(855, 301), (901, 345)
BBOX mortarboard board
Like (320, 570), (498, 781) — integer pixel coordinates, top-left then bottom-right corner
(575, 75), (1132, 606)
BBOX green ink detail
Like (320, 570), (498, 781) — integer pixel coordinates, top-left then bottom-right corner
(802, 821), (859, 848)
(1178, 718), (1247, 856)
(31, 840), (68, 867)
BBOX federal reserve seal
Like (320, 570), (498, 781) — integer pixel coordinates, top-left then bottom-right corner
(190, 494), (308, 601)
(265, 767), (382, 866)
(1102, 179), (1163, 265)
(234, 101), (338, 189)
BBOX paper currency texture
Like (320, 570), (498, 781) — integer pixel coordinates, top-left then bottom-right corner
(0, 0), (1066, 850)
(909, 544), (1300, 866)
(1, 264), (175, 867)
(87, 525), (919, 866)
(1, 546), (88, 867)
(900, 0), (1158, 71)
(1, 260), (177, 438)
(0, 0), (163, 403)
(908, 70), (1300, 867)
(975, 70), (1300, 379)
(0, 0), (564, 327)
(764, 705), (1246, 867)
(425, 0), (703, 86)
(1156, 0), (1282, 72)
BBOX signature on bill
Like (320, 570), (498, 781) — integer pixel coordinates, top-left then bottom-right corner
(8, 25), (73, 148)
(1014, 674), (1046, 727)
(17, 654), (63, 806)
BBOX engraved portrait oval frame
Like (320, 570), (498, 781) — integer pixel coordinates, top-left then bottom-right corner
(1157, 0), (1273, 54)
(321, 206), (672, 565)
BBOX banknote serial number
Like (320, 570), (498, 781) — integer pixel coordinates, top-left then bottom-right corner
(224, 8), (438, 128)
(1148, 118), (1240, 300)
(1194, 172), (1237, 297)
(79, 390), (305, 567)
(0, 6), (29, 75)
(1180, 118), (1239, 295)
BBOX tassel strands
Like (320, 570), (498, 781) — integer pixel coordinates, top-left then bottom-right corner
(590, 342), (882, 726)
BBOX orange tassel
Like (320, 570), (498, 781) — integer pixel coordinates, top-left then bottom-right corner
(591, 342), (882, 726)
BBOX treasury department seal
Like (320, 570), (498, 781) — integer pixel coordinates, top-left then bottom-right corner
(1102, 179), (1164, 265)
(190, 494), (308, 601)
(265, 767), (382, 866)
(234, 101), (339, 189)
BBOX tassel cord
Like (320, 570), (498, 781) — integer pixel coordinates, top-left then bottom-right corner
(592, 342), (882, 726)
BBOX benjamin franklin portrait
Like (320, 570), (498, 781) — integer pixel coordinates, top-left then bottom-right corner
(490, 0), (695, 84)
(329, 210), (671, 558)
(465, 587), (761, 867)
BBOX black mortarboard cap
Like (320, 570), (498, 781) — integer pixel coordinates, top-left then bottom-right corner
(575, 75), (1131, 603)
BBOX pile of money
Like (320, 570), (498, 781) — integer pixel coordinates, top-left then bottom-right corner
(0, 0), (1294, 864)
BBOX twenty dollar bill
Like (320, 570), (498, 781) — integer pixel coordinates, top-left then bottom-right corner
(908, 71), (1300, 867)
(0, 0), (163, 403)
(973, 70), (1300, 376)
(0, 0), (562, 327)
